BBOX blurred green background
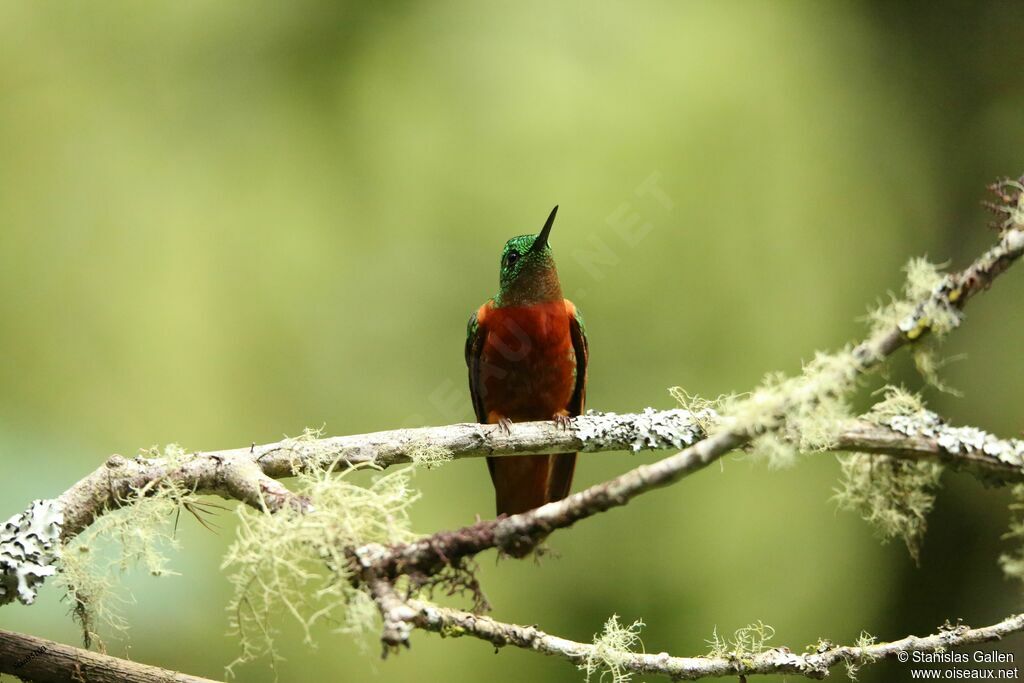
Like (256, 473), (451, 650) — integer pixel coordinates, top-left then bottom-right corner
(2, 1), (1024, 681)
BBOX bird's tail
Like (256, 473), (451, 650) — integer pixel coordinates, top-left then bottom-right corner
(488, 452), (577, 517)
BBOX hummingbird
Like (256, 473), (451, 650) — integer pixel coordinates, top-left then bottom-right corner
(465, 206), (589, 516)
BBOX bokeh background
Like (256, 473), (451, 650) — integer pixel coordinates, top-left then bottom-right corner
(2, 2), (1024, 681)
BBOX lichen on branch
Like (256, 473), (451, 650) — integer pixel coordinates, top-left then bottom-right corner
(834, 388), (944, 562)
(56, 448), (197, 647)
(0, 499), (63, 606)
(580, 615), (646, 683)
(1000, 484), (1024, 587)
(220, 460), (425, 673)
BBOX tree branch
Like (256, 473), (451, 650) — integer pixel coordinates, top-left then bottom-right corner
(53, 403), (1024, 543)
(0, 627), (224, 683)
(6, 404), (1018, 611)
(408, 600), (1024, 681)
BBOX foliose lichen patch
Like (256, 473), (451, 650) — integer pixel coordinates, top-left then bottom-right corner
(0, 498), (64, 605)
(574, 408), (717, 452)
(884, 410), (1024, 467)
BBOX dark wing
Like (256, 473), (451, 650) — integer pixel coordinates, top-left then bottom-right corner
(548, 304), (588, 501)
(465, 309), (488, 424)
(566, 306), (588, 417)
(467, 309), (502, 485)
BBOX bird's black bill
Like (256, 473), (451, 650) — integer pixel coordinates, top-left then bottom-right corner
(533, 205), (558, 252)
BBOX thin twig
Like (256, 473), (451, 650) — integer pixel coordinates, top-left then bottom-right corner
(409, 600), (1024, 681)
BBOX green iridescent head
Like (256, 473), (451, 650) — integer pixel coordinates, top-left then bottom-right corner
(494, 206), (563, 307)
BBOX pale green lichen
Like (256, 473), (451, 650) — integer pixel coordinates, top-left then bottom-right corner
(579, 614), (646, 683)
(732, 620), (776, 656)
(705, 621), (775, 659)
(716, 350), (860, 468)
(833, 452), (942, 563)
(845, 630), (879, 680)
(867, 257), (961, 353)
(864, 292), (915, 338)
(989, 178), (1024, 231)
(56, 446), (195, 648)
(705, 625), (730, 659)
(277, 426), (332, 471)
(835, 386), (944, 562)
(668, 386), (726, 433)
(409, 444), (453, 469)
(673, 349), (861, 470)
(749, 433), (799, 470)
(999, 484), (1024, 586)
(865, 385), (926, 424)
(865, 258), (942, 332)
(221, 461), (421, 676)
(137, 442), (190, 466)
(911, 346), (963, 396)
(904, 257), (946, 302)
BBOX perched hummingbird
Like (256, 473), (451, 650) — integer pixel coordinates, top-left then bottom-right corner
(465, 206), (589, 516)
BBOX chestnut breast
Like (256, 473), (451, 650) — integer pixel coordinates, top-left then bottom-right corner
(479, 300), (577, 422)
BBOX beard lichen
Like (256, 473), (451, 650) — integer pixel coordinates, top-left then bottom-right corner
(833, 389), (944, 563)
(716, 349), (860, 469)
(579, 614), (646, 683)
(867, 258), (962, 386)
(911, 346), (963, 396)
(999, 484), (1024, 587)
(866, 257), (955, 334)
(672, 346), (861, 470)
(704, 620), (776, 660)
(56, 445), (194, 648)
(866, 384), (926, 421)
(844, 630), (879, 680)
(409, 444), (454, 469)
(668, 386), (726, 435)
(221, 460), (422, 676)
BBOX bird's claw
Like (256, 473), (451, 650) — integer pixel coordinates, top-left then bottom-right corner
(493, 417), (513, 436)
(553, 414), (572, 431)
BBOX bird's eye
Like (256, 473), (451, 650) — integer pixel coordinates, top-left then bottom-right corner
(505, 250), (520, 268)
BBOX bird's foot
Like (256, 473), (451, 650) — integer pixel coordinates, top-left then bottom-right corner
(492, 417), (513, 435)
(553, 413), (572, 431)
